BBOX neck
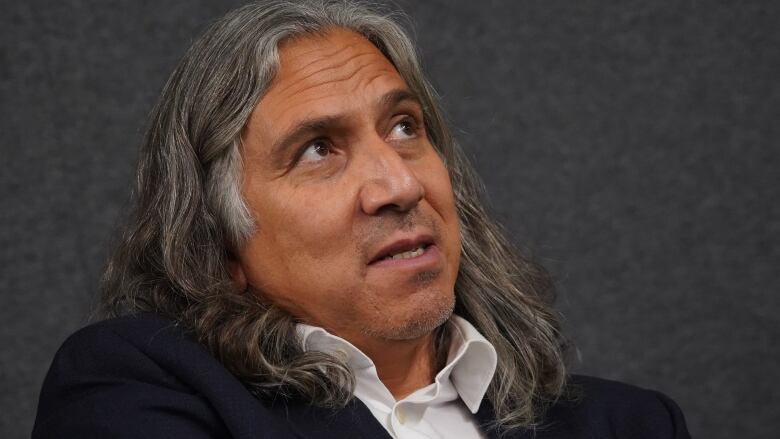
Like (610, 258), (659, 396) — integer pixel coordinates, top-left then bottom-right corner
(359, 332), (438, 400)
(322, 324), (447, 401)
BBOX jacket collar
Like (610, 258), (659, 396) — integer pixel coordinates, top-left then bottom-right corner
(277, 396), (539, 439)
(272, 397), (393, 439)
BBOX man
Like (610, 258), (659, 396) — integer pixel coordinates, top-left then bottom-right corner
(33, 1), (690, 438)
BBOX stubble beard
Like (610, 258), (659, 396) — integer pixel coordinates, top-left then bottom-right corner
(361, 283), (456, 341)
(356, 208), (457, 340)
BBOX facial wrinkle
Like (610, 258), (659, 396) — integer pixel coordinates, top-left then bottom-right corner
(273, 33), (380, 95)
(275, 54), (394, 101)
(290, 49), (377, 84)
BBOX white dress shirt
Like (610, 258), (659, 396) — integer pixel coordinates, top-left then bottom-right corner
(298, 315), (498, 439)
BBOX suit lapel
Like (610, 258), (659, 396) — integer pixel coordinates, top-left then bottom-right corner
(276, 397), (392, 439)
(277, 396), (564, 439)
(475, 398), (560, 439)
(474, 398), (502, 439)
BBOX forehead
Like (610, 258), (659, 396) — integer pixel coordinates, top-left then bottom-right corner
(276, 28), (397, 82)
(250, 28), (409, 128)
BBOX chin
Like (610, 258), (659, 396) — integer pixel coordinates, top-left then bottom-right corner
(363, 287), (455, 341)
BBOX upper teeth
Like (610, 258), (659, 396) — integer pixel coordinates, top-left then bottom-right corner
(384, 245), (425, 260)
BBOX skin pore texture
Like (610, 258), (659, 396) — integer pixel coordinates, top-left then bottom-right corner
(233, 28), (462, 400)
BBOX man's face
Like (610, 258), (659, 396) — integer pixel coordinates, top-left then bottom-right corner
(236, 28), (461, 344)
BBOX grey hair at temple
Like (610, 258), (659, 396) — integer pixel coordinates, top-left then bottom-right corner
(99, 0), (568, 431)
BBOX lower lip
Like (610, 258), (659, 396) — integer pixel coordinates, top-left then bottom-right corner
(369, 244), (440, 270)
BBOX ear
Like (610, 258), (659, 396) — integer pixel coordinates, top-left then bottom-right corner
(227, 256), (248, 291)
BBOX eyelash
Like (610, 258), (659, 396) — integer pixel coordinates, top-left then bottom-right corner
(291, 117), (422, 167)
(292, 138), (331, 166)
(392, 118), (417, 138)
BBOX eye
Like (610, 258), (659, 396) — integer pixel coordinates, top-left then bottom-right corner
(298, 139), (331, 164)
(387, 119), (417, 141)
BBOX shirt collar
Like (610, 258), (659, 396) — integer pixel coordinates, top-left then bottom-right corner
(443, 315), (498, 412)
(297, 315), (498, 413)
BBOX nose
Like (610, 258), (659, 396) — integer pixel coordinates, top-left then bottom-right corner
(358, 141), (424, 216)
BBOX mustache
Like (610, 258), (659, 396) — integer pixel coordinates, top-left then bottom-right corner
(356, 208), (440, 260)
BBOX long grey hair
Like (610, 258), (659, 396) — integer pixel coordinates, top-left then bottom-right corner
(99, 0), (568, 431)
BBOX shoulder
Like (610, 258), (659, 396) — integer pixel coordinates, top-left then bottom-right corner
(36, 313), (214, 397)
(33, 313), (293, 439)
(541, 375), (691, 439)
(44, 312), (190, 362)
(569, 374), (685, 413)
(44, 312), (207, 372)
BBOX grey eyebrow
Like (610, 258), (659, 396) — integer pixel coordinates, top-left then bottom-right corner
(378, 89), (420, 112)
(269, 115), (346, 168)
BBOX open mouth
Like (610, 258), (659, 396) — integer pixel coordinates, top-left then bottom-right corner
(378, 243), (429, 261)
(369, 237), (435, 265)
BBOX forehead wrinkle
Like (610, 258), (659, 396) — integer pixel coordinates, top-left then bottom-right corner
(281, 62), (397, 107)
(277, 42), (356, 87)
(272, 50), (385, 100)
(264, 62), (408, 137)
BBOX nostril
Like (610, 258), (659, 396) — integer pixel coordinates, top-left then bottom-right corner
(358, 178), (422, 215)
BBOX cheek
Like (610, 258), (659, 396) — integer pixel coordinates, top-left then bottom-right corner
(424, 162), (459, 224)
(239, 187), (360, 313)
(253, 185), (360, 281)
(420, 160), (461, 260)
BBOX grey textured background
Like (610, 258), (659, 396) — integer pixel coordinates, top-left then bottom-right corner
(2, 0), (778, 437)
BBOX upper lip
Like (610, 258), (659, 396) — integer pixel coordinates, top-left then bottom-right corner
(368, 234), (434, 264)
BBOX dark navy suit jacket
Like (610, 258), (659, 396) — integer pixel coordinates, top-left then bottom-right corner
(33, 313), (691, 438)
